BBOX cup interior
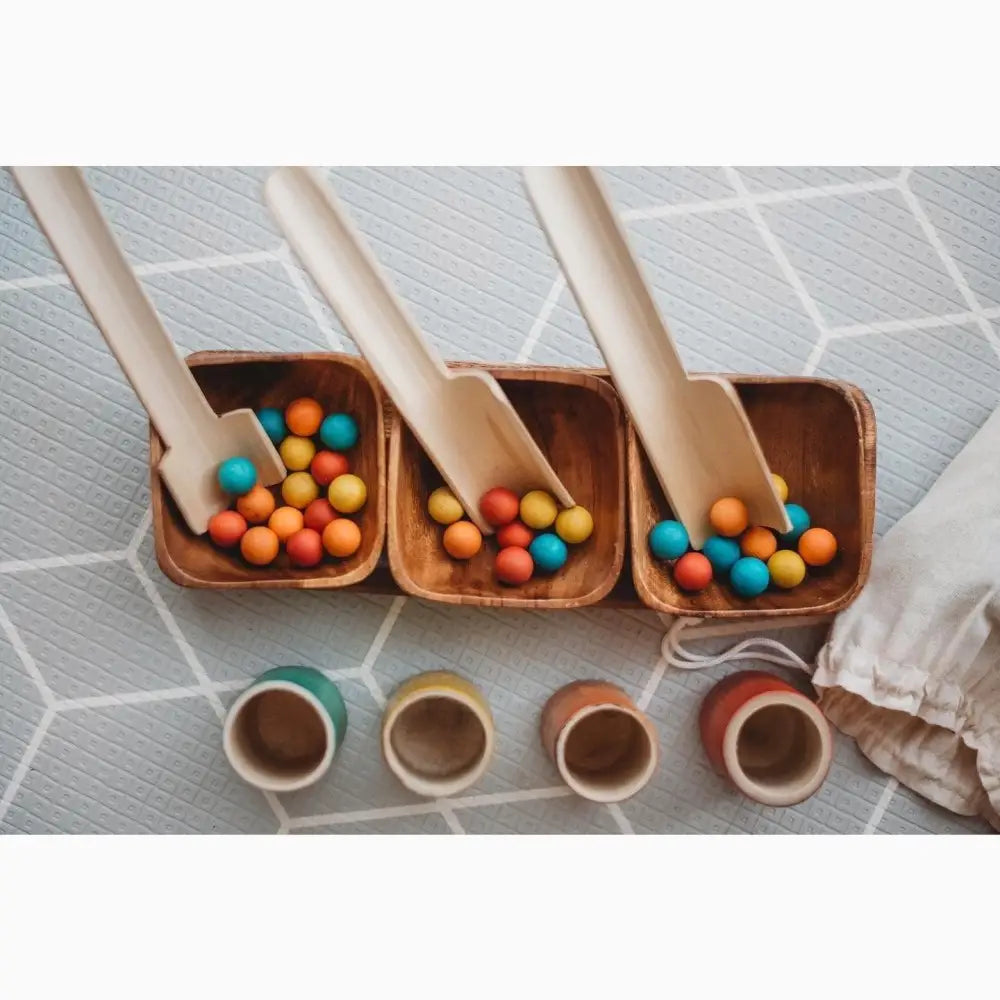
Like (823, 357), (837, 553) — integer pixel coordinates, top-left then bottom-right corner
(722, 692), (832, 806)
(384, 691), (493, 797)
(224, 681), (333, 792)
(556, 704), (657, 802)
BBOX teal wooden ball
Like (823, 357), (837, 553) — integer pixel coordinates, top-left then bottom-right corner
(778, 503), (811, 546)
(320, 413), (359, 451)
(217, 457), (257, 496)
(256, 407), (287, 446)
(701, 535), (741, 573)
(529, 533), (568, 573)
(649, 520), (689, 560)
(730, 557), (770, 598)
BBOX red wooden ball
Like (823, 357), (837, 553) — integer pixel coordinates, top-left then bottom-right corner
(479, 487), (520, 527)
(495, 520), (533, 549)
(673, 551), (713, 592)
(303, 498), (337, 533)
(495, 546), (533, 585)
(310, 450), (350, 487)
(286, 528), (324, 568)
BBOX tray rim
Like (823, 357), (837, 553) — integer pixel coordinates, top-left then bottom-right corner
(387, 362), (628, 609)
(149, 352), (876, 618)
(150, 350), (387, 590)
(629, 376), (877, 618)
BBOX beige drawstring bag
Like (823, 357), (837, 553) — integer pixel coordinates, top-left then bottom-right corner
(813, 406), (1000, 830)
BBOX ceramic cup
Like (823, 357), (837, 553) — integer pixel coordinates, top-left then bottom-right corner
(223, 666), (347, 792)
(381, 671), (495, 798)
(699, 670), (833, 807)
(540, 680), (659, 802)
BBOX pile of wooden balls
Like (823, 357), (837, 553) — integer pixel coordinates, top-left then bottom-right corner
(206, 397), (368, 568)
(427, 485), (594, 585)
(648, 474), (839, 597)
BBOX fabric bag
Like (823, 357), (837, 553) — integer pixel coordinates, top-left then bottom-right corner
(813, 406), (1000, 830)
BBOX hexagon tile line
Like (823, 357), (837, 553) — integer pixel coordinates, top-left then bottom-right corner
(1, 165), (989, 834)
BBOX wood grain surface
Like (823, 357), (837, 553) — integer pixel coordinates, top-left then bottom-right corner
(388, 365), (627, 608)
(629, 376), (876, 617)
(151, 356), (875, 617)
(152, 351), (386, 589)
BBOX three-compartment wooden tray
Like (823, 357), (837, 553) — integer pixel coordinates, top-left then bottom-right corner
(151, 352), (875, 615)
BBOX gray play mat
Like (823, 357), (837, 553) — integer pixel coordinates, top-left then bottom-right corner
(1, 166), (995, 834)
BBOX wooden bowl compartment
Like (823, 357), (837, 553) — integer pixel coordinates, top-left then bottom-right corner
(388, 366), (626, 608)
(630, 377), (876, 617)
(152, 351), (386, 589)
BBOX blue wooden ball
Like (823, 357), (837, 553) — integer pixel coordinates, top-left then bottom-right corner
(217, 457), (257, 496)
(648, 519), (689, 560)
(320, 413), (359, 451)
(701, 535), (741, 573)
(256, 407), (287, 446)
(778, 503), (811, 546)
(730, 557), (770, 598)
(529, 533), (568, 574)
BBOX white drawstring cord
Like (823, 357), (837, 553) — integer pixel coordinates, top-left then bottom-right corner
(661, 617), (817, 674)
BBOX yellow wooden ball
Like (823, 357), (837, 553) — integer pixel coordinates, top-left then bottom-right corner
(520, 490), (557, 530)
(281, 471), (320, 509)
(555, 505), (594, 544)
(427, 486), (464, 525)
(772, 473), (789, 503)
(767, 549), (806, 589)
(328, 474), (367, 514)
(280, 435), (316, 472)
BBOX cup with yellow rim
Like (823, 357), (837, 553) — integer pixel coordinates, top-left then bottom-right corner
(381, 670), (495, 798)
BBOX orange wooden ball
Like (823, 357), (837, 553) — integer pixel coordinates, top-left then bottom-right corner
(236, 484), (276, 525)
(268, 506), (304, 543)
(740, 526), (777, 561)
(442, 521), (482, 560)
(208, 509), (247, 548)
(709, 497), (749, 537)
(322, 518), (362, 558)
(798, 527), (838, 567)
(285, 397), (324, 437)
(240, 526), (279, 566)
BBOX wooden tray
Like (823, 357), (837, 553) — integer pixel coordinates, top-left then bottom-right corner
(630, 377), (876, 618)
(152, 351), (386, 588)
(151, 354), (875, 617)
(388, 365), (627, 608)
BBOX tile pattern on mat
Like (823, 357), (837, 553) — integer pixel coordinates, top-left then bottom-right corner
(1, 697), (276, 834)
(876, 782), (992, 835)
(294, 813), (453, 835)
(0, 282), (149, 561)
(327, 166), (561, 362)
(817, 324), (1000, 536)
(0, 628), (46, 805)
(2, 164), (999, 835)
(85, 166), (280, 265)
(602, 166), (736, 210)
(0, 560), (195, 701)
(137, 532), (396, 686)
(738, 165), (900, 194)
(759, 188), (968, 328)
(909, 166), (1000, 310)
(0, 168), (61, 281)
